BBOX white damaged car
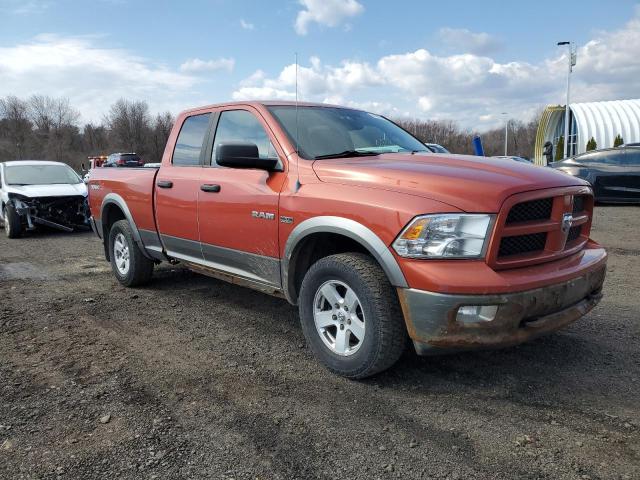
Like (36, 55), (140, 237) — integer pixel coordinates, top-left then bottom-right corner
(0, 160), (88, 238)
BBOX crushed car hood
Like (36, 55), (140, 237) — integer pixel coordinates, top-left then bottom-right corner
(6, 183), (87, 198)
(312, 153), (588, 212)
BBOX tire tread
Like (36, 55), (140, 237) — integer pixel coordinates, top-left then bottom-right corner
(300, 252), (407, 379)
(109, 220), (154, 287)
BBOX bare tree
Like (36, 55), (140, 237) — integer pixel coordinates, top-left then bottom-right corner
(26, 95), (80, 161)
(0, 96), (32, 159)
(82, 123), (109, 155)
(149, 112), (174, 163)
(397, 114), (541, 159)
(105, 99), (151, 156)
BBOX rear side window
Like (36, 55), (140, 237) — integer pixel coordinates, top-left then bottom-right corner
(599, 151), (627, 165)
(172, 113), (211, 166)
(212, 110), (277, 165)
(626, 149), (640, 165)
(575, 152), (599, 162)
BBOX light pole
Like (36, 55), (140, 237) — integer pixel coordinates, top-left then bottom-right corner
(501, 112), (508, 156)
(557, 41), (576, 159)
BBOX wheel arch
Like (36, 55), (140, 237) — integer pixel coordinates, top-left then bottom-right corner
(282, 216), (408, 304)
(100, 193), (150, 261)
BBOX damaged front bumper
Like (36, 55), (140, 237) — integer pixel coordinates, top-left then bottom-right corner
(398, 261), (607, 355)
(11, 195), (89, 232)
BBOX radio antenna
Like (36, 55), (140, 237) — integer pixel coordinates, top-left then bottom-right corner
(294, 52), (301, 192)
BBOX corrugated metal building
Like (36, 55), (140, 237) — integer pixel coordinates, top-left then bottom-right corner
(534, 99), (640, 165)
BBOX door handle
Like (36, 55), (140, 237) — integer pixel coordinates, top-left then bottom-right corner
(200, 184), (221, 193)
(157, 180), (173, 189)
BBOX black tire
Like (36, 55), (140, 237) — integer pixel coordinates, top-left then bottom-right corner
(4, 204), (22, 239)
(108, 219), (154, 287)
(298, 253), (407, 379)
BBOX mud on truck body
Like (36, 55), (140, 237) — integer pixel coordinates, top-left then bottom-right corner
(0, 161), (89, 238)
(87, 101), (607, 379)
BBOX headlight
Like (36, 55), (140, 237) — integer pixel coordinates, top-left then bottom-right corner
(392, 214), (494, 259)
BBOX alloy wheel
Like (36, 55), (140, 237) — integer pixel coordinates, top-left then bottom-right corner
(113, 233), (130, 275)
(313, 280), (366, 356)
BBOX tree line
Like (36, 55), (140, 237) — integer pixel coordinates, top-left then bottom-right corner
(0, 94), (541, 171)
(0, 95), (174, 170)
(396, 113), (541, 159)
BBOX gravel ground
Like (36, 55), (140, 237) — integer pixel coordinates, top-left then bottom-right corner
(0, 206), (638, 480)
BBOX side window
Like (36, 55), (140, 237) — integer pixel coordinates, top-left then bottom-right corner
(576, 152), (598, 163)
(626, 149), (640, 165)
(600, 151), (627, 165)
(212, 110), (278, 166)
(172, 113), (211, 166)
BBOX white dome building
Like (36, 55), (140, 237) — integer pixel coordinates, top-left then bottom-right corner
(534, 98), (640, 165)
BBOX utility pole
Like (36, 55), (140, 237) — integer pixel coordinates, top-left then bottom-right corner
(557, 41), (576, 159)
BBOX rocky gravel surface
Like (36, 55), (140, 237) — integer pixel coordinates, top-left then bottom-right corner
(0, 206), (638, 479)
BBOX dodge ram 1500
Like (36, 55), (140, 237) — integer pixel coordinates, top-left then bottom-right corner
(88, 101), (607, 378)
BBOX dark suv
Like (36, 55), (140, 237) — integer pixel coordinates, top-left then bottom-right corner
(104, 153), (144, 167)
(551, 146), (640, 203)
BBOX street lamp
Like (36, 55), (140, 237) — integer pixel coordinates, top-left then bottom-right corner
(557, 41), (576, 159)
(501, 112), (508, 156)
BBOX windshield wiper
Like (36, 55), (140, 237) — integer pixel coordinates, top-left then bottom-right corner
(314, 150), (380, 160)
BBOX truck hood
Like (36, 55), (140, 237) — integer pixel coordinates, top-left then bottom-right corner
(312, 153), (588, 212)
(5, 183), (88, 198)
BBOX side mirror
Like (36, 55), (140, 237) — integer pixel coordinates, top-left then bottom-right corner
(81, 163), (86, 172)
(216, 142), (278, 171)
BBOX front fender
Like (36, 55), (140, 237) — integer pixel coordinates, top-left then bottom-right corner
(281, 216), (408, 304)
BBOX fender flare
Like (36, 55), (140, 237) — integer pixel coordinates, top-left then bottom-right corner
(281, 216), (408, 304)
(100, 193), (152, 260)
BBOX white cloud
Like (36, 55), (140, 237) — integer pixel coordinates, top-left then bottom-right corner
(0, 34), (199, 123)
(294, 0), (364, 35)
(240, 19), (254, 30)
(234, 10), (640, 129)
(1, 0), (51, 15)
(179, 57), (235, 73)
(437, 28), (502, 55)
(232, 57), (381, 102)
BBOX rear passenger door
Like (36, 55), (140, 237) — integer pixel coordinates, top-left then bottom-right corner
(155, 112), (212, 261)
(196, 107), (287, 288)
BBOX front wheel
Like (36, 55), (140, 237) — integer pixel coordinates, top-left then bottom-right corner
(108, 219), (154, 287)
(4, 204), (22, 239)
(298, 253), (407, 379)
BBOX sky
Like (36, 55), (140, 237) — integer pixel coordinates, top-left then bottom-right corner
(1, 0), (639, 130)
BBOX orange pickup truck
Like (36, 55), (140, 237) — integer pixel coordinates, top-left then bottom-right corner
(88, 101), (607, 378)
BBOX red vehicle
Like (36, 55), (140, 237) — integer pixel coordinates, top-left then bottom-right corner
(88, 101), (607, 378)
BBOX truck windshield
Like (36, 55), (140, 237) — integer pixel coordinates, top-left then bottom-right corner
(268, 106), (429, 160)
(5, 164), (81, 185)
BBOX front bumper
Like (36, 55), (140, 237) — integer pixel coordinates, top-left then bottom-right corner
(397, 262), (606, 355)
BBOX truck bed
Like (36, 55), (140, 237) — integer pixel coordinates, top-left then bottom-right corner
(88, 167), (159, 233)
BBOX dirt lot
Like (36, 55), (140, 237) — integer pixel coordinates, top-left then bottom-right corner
(0, 206), (638, 480)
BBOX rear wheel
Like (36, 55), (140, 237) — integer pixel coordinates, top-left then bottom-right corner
(4, 204), (22, 239)
(108, 219), (154, 287)
(298, 253), (407, 379)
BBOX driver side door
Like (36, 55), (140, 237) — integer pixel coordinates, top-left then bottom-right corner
(197, 107), (287, 288)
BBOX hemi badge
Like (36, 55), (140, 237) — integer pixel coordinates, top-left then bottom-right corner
(280, 216), (294, 224)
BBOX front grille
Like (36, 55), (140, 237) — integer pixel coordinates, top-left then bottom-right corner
(490, 188), (593, 269)
(498, 233), (547, 257)
(573, 195), (586, 214)
(506, 198), (553, 224)
(567, 225), (582, 242)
